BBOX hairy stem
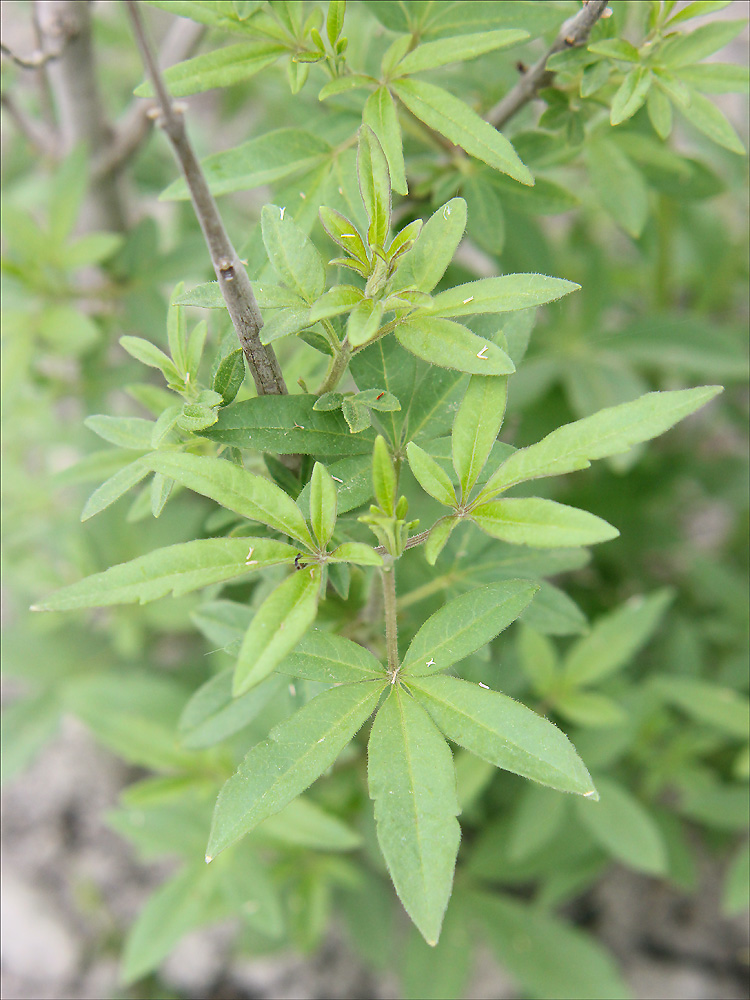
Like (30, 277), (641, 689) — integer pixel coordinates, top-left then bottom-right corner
(486, 0), (610, 129)
(382, 557), (399, 676)
(316, 339), (352, 395)
(124, 0), (288, 398)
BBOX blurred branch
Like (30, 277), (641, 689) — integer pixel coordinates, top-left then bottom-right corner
(0, 92), (59, 158)
(93, 17), (206, 179)
(486, 0), (610, 129)
(124, 0), (289, 398)
(0, 39), (65, 69)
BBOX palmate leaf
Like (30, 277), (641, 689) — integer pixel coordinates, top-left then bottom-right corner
(206, 681), (384, 859)
(144, 452), (314, 546)
(400, 581), (538, 676)
(476, 386), (723, 500)
(32, 538), (297, 611)
(408, 675), (597, 797)
(368, 688), (461, 945)
(233, 567), (321, 695)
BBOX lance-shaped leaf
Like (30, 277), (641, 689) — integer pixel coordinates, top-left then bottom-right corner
(471, 498), (619, 548)
(396, 317), (515, 376)
(81, 457), (151, 521)
(32, 538), (297, 612)
(401, 580), (538, 677)
(327, 542), (383, 566)
(134, 40), (286, 98)
(309, 285), (363, 322)
(234, 567), (321, 695)
(179, 672), (286, 750)
(562, 589), (673, 687)
(261, 205), (326, 302)
(452, 375), (508, 496)
(309, 461), (337, 547)
(277, 629), (384, 683)
(204, 395), (377, 455)
(368, 688), (461, 945)
(85, 415), (156, 450)
(357, 125), (392, 249)
(406, 442), (457, 507)
(363, 87), (407, 196)
(409, 675), (597, 797)
(574, 777), (667, 874)
(395, 28), (529, 75)
(392, 79), (532, 186)
(651, 677), (750, 741)
(144, 452), (314, 546)
(476, 386), (723, 499)
(207, 681), (383, 858)
(425, 517), (459, 566)
(429, 274), (579, 318)
(391, 198), (466, 293)
(318, 207), (370, 265)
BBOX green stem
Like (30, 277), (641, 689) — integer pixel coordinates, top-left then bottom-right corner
(382, 556), (399, 677)
(315, 338), (352, 395)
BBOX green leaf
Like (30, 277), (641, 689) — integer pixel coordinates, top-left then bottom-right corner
(516, 624), (559, 696)
(328, 541), (383, 565)
(49, 145), (88, 245)
(161, 128), (331, 200)
(472, 498), (619, 548)
(207, 681), (383, 858)
(666, 1), (732, 25)
(401, 580), (538, 676)
(64, 232), (123, 268)
(256, 795), (362, 851)
(429, 274), (579, 318)
(679, 88), (746, 154)
(463, 174), (505, 254)
(363, 87), (408, 196)
(347, 298), (384, 347)
(309, 285), (363, 321)
(473, 891), (631, 1000)
(392, 79), (533, 186)
(479, 386), (723, 498)
(396, 28), (528, 75)
(368, 688), (461, 945)
(451, 375), (508, 496)
(575, 777), (667, 874)
(554, 691), (627, 729)
(487, 172), (579, 215)
(234, 567), (321, 695)
(309, 461), (337, 546)
(424, 517), (459, 566)
(658, 19), (747, 67)
(647, 85), (673, 138)
(652, 677), (750, 740)
(676, 62), (749, 94)
(134, 40), (286, 97)
(120, 336), (181, 382)
(585, 138), (648, 238)
(723, 841), (750, 916)
(1, 694), (59, 786)
(326, 0), (345, 45)
(84, 415), (155, 451)
(396, 317), (515, 375)
(563, 590), (673, 686)
(204, 395), (376, 454)
(373, 435), (397, 513)
(401, 896), (474, 1000)
(261, 204), (326, 301)
(410, 675), (597, 797)
(143, 452), (314, 546)
(406, 442), (457, 507)
(278, 629), (384, 682)
(32, 538), (296, 612)
(212, 349), (246, 404)
(357, 124), (392, 248)
(81, 457), (151, 521)
(391, 198), (466, 292)
(506, 783), (567, 862)
(587, 38), (641, 62)
(319, 72), (376, 100)
(318, 206), (370, 264)
(179, 672), (286, 749)
(610, 67), (652, 126)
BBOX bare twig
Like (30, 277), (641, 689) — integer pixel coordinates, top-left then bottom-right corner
(124, 0), (288, 397)
(486, 0), (610, 129)
(35, 0), (126, 231)
(94, 17), (206, 179)
(0, 39), (65, 70)
(0, 91), (59, 157)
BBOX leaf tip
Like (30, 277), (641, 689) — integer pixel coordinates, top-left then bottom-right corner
(582, 787), (599, 802)
(205, 854), (213, 864)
